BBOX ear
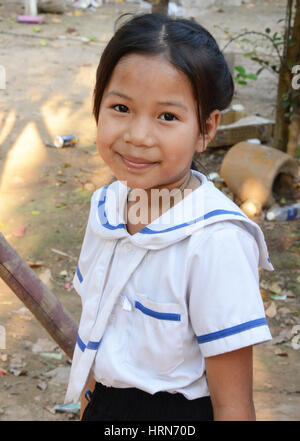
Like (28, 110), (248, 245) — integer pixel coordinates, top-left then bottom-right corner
(195, 109), (221, 153)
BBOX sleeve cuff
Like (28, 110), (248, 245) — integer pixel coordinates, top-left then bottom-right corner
(197, 319), (272, 357)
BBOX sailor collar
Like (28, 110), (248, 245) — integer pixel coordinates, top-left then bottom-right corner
(89, 170), (273, 271)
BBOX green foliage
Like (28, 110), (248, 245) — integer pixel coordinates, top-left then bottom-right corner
(234, 65), (258, 85)
(218, 22), (299, 122)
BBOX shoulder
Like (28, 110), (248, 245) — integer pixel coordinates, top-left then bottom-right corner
(190, 219), (257, 244)
(187, 220), (259, 260)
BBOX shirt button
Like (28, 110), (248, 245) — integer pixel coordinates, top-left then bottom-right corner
(124, 243), (133, 253)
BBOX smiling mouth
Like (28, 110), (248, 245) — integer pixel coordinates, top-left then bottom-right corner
(118, 153), (158, 169)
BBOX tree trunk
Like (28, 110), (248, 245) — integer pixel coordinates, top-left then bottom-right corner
(273, 62), (290, 151)
(287, 0), (300, 156)
(287, 116), (300, 155)
(273, 0), (300, 153)
(152, 0), (169, 15)
(273, 0), (293, 151)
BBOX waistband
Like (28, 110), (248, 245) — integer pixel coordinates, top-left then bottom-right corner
(83, 382), (213, 421)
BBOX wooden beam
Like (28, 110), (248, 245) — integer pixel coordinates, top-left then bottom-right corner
(0, 233), (78, 360)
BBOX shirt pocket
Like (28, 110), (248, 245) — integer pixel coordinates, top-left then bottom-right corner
(126, 293), (184, 376)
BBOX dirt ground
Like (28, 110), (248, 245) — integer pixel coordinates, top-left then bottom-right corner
(0, 0), (299, 421)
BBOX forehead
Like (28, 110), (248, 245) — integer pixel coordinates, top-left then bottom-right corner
(105, 53), (195, 105)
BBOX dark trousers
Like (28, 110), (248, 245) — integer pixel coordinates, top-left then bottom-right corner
(82, 382), (214, 421)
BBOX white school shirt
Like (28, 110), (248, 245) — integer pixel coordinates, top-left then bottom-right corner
(65, 170), (273, 404)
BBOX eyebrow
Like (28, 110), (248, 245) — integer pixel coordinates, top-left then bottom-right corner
(104, 90), (188, 112)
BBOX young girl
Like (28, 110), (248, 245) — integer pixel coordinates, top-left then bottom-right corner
(65, 13), (273, 421)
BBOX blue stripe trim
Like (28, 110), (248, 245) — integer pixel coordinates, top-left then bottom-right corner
(97, 185), (126, 231)
(77, 334), (86, 352)
(135, 301), (181, 321)
(139, 209), (247, 235)
(97, 183), (247, 234)
(196, 318), (268, 344)
(76, 265), (83, 283)
(77, 334), (101, 352)
(87, 340), (101, 350)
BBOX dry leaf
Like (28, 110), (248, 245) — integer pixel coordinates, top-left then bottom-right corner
(266, 301), (277, 318)
(260, 289), (269, 300)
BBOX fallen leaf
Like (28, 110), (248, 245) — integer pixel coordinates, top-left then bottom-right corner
(59, 270), (68, 277)
(291, 334), (300, 350)
(37, 381), (47, 391)
(266, 301), (277, 318)
(66, 27), (77, 34)
(40, 39), (47, 46)
(31, 211), (40, 215)
(260, 289), (269, 300)
(269, 281), (283, 295)
(291, 325), (300, 335)
(9, 367), (27, 376)
(44, 406), (56, 415)
(274, 348), (288, 357)
(38, 268), (52, 288)
(26, 260), (44, 268)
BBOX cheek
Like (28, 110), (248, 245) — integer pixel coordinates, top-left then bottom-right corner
(96, 119), (114, 154)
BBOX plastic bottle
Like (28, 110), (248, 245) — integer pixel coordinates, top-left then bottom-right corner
(266, 203), (300, 221)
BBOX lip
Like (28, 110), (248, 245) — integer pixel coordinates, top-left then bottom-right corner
(119, 153), (158, 169)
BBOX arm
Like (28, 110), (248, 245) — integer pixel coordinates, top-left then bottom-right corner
(205, 345), (256, 421)
(80, 374), (96, 420)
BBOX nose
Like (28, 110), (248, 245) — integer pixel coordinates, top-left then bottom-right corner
(123, 115), (155, 147)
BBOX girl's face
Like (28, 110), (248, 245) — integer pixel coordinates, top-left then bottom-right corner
(97, 53), (219, 191)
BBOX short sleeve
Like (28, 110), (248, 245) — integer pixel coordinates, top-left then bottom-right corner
(188, 226), (272, 358)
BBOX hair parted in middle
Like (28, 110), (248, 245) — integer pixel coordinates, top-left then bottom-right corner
(93, 12), (233, 132)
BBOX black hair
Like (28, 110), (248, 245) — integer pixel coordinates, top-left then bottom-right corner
(93, 13), (234, 173)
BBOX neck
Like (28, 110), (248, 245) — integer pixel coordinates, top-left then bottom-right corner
(127, 171), (193, 224)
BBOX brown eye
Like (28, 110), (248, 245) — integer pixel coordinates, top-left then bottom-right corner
(160, 112), (177, 121)
(113, 104), (129, 113)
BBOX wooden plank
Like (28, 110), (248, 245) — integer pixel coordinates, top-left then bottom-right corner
(0, 233), (78, 360)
